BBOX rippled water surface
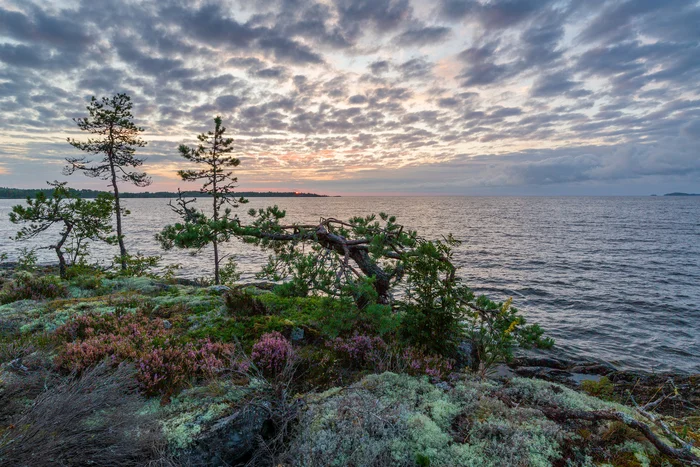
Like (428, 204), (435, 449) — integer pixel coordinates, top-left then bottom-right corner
(1, 196), (699, 373)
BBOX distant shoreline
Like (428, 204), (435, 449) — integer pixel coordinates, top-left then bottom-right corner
(0, 187), (333, 199)
(662, 192), (700, 196)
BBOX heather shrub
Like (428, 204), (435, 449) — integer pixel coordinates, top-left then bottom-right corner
(329, 334), (454, 380)
(0, 273), (68, 304)
(137, 339), (247, 396)
(55, 311), (243, 396)
(251, 331), (296, 377)
(328, 334), (388, 370)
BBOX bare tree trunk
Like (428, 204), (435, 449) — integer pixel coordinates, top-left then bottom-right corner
(212, 150), (219, 284)
(112, 171), (127, 271)
(108, 124), (127, 271)
(55, 223), (73, 279)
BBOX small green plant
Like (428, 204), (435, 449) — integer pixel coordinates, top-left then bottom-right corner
(466, 295), (554, 376)
(219, 256), (241, 285)
(224, 288), (269, 317)
(581, 376), (615, 401)
(16, 247), (38, 272)
(112, 252), (161, 277)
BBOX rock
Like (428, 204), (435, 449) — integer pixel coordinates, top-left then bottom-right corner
(163, 319), (173, 330)
(186, 404), (270, 466)
(455, 340), (479, 372)
(569, 362), (616, 375)
(510, 356), (572, 370)
(514, 366), (574, 385)
(290, 327), (304, 342)
(208, 285), (231, 294)
(6, 358), (28, 373)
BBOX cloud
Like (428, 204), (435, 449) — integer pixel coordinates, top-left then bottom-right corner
(395, 26), (451, 46)
(439, 0), (554, 28)
(531, 71), (581, 97)
(0, 0), (698, 195)
(681, 120), (700, 140)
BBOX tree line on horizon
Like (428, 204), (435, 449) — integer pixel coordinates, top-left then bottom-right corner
(0, 187), (329, 199)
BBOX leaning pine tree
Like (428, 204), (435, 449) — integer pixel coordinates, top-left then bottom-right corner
(65, 93), (151, 271)
(157, 116), (247, 284)
(9, 182), (116, 278)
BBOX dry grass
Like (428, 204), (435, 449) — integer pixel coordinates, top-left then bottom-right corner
(0, 363), (164, 467)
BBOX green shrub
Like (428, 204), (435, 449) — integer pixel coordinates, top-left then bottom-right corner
(224, 288), (269, 316)
(69, 273), (105, 292)
(0, 273), (69, 304)
(580, 376), (615, 401)
(16, 247), (38, 272)
(465, 296), (554, 376)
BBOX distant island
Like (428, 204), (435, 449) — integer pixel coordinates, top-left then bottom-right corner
(0, 187), (331, 199)
(663, 192), (700, 196)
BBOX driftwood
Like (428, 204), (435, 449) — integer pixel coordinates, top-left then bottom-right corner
(494, 389), (699, 465)
(539, 407), (700, 465)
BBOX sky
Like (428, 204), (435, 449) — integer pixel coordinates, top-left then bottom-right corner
(0, 0), (699, 196)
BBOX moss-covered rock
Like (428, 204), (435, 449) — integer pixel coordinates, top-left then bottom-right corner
(284, 372), (681, 467)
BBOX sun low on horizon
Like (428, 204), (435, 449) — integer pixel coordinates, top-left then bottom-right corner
(0, 0), (699, 196)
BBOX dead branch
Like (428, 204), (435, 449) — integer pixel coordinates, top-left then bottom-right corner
(539, 406), (700, 465)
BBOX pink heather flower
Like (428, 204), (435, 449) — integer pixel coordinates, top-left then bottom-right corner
(251, 332), (295, 376)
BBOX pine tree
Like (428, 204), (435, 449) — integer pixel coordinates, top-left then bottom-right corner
(9, 182), (116, 278)
(65, 93), (151, 271)
(159, 116), (247, 284)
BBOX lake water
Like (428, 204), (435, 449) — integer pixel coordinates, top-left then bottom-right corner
(1, 196), (699, 373)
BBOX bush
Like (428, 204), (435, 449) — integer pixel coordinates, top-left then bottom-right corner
(137, 339), (247, 397)
(0, 273), (69, 304)
(329, 334), (455, 380)
(224, 288), (269, 316)
(465, 296), (554, 376)
(251, 331), (296, 378)
(55, 311), (244, 397)
(0, 363), (164, 466)
(399, 238), (472, 356)
(580, 376), (615, 401)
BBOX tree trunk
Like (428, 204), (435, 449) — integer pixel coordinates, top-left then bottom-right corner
(213, 240), (220, 285)
(55, 223), (73, 279)
(113, 180), (127, 271)
(212, 147), (219, 284)
(348, 249), (392, 305)
(110, 168), (126, 271)
(108, 128), (127, 271)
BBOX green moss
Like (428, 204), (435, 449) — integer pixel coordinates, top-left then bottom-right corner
(505, 377), (632, 413)
(100, 276), (165, 295)
(159, 381), (253, 450)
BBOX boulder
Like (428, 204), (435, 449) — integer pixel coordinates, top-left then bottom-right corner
(185, 404), (270, 466)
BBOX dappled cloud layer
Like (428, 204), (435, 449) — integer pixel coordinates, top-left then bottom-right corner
(0, 0), (699, 194)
